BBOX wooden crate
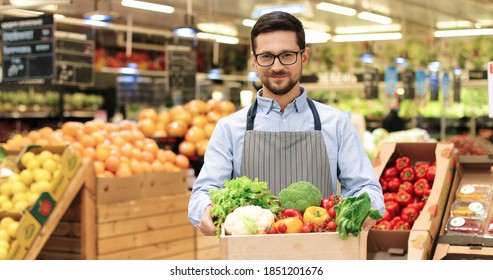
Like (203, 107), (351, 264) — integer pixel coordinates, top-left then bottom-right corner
(96, 192), (195, 260)
(220, 230), (368, 260)
(195, 229), (221, 260)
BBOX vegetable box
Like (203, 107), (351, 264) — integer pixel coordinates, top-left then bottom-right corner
(434, 155), (493, 260)
(371, 142), (456, 259)
(220, 228), (368, 260)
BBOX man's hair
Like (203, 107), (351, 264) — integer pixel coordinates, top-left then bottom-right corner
(250, 11), (306, 53)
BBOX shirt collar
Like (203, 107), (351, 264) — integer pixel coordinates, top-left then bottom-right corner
(255, 87), (308, 114)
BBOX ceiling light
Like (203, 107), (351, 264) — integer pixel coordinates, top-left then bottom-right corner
(121, 0), (174, 14)
(251, 1), (313, 19)
(197, 32), (239, 44)
(335, 24), (400, 34)
(332, 32), (402, 42)
(434, 28), (493, 37)
(242, 19), (256, 27)
(305, 29), (331, 43)
(197, 23), (237, 36)
(357, 11), (392, 24)
(84, 0), (120, 22)
(436, 20), (473, 29)
(3, 8), (43, 17)
(316, 2), (356, 16)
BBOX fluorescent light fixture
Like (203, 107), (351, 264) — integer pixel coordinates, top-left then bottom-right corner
(335, 24), (400, 34)
(121, 0), (174, 14)
(84, 11), (117, 21)
(197, 23), (238, 36)
(208, 69), (222, 80)
(53, 13), (65, 19)
(174, 27), (198, 38)
(197, 32), (239, 44)
(316, 2), (356, 16)
(251, 2), (313, 19)
(357, 11), (392, 24)
(83, 19), (110, 27)
(428, 61), (441, 72)
(332, 32), (402, 42)
(436, 20), (473, 29)
(305, 29), (331, 43)
(434, 28), (493, 37)
(361, 53), (374, 64)
(242, 19), (256, 27)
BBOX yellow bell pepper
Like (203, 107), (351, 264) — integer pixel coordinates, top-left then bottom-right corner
(303, 206), (329, 228)
(274, 217), (304, 233)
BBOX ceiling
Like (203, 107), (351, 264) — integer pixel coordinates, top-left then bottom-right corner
(2, 0), (493, 44)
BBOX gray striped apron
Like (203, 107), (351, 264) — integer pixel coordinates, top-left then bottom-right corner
(240, 98), (333, 197)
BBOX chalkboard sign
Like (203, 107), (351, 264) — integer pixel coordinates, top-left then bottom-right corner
(54, 23), (95, 86)
(167, 44), (196, 105)
(1, 15), (54, 82)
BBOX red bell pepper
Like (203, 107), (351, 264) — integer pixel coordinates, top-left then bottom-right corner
(379, 211), (392, 222)
(387, 177), (402, 193)
(383, 166), (398, 180)
(280, 208), (303, 221)
(395, 156), (411, 171)
(390, 216), (403, 228)
(399, 167), (416, 182)
(414, 163), (429, 180)
(384, 192), (397, 202)
(422, 188), (432, 201)
(398, 181), (414, 195)
(426, 165), (436, 184)
(395, 190), (414, 207)
(414, 178), (431, 197)
(374, 220), (392, 230)
(393, 221), (411, 230)
(385, 200), (401, 218)
(407, 200), (424, 213)
(401, 206), (419, 224)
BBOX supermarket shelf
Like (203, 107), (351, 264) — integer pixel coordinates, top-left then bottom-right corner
(63, 111), (96, 118)
(0, 111), (58, 119)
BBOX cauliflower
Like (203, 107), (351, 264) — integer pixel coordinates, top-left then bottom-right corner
(223, 205), (275, 235)
(278, 181), (322, 212)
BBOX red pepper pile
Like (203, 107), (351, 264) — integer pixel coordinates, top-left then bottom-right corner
(374, 156), (436, 231)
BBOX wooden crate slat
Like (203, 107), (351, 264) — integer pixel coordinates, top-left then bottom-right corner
(97, 237), (195, 260)
(97, 193), (190, 223)
(43, 236), (81, 253)
(196, 246), (221, 260)
(98, 224), (194, 255)
(157, 251), (195, 260)
(97, 210), (189, 239)
(196, 234), (220, 250)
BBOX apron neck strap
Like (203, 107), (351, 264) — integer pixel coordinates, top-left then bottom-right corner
(246, 98), (322, 131)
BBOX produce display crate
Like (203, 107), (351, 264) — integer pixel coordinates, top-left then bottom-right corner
(370, 142), (457, 260)
(195, 229), (220, 260)
(220, 229), (368, 260)
(434, 155), (493, 260)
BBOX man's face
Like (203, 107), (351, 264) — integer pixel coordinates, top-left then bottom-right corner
(252, 31), (309, 96)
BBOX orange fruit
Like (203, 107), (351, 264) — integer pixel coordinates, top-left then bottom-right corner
(119, 120), (136, 131)
(129, 159), (144, 175)
(94, 161), (105, 175)
(95, 145), (110, 161)
(79, 134), (96, 148)
(185, 126), (206, 143)
(140, 151), (155, 163)
(157, 149), (177, 163)
(203, 123), (216, 139)
(120, 143), (134, 158)
(131, 148), (142, 161)
(174, 154), (190, 169)
(105, 155), (120, 173)
(166, 120), (188, 137)
(195, 139), (209, 156)
(26, 130), (41, 143)
(137, 119), (156, 137)
(141, 161), (152, 173)
(151, 160), (166, 172)
(61, 122), (83, 137)
(138, 108), (158, 122)
(39, 127), (54, 139)
(83, 147), (97, 160)
(178, 140), (196, 157)
(104, 122), (120, 134)
(100, 170), (115, 178)
(83, 121), (100, 134)
(191, 115), (208, 128)
(115, 166), (132, 177)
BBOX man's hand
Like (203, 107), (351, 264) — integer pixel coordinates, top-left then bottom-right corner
(198, 204), (217, 236)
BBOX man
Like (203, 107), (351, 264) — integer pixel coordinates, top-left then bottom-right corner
(189, 11), (385, 236)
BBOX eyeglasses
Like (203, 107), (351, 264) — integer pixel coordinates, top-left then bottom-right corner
(254, 49), (304, 67)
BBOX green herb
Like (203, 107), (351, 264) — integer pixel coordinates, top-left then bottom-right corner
(334, 192), (382, 240)
(210, 176), (281, 237)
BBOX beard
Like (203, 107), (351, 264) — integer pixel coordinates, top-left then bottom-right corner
(260, 71), (298, 96)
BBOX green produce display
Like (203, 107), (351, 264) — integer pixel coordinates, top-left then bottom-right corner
(210, 176), (281, 237)
(334, 192), (382, 240)
(277, 181), (322, 213)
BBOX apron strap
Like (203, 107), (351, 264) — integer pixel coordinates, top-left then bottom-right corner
(246, 98), (322, 131)
(246, 100), (258, 131)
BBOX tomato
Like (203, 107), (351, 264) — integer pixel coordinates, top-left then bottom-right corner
(274, 217), (303, 233)
(276, 223), (287, 233)
(327, 221), (337, 231)
(328, 207), (337, 219)
(300, 224), (312, 233)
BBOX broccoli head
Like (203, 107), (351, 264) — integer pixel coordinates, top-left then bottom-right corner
(278, 181), (322, 212)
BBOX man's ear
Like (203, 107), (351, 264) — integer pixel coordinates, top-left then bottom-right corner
(302, 47), (310, 64)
